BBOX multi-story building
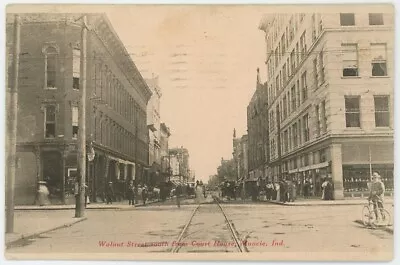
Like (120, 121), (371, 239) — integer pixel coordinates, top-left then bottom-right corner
(232, 132), (249, 194)
(160, 123), (171, 181)
(6, 13), (152, 205)
(246, 69), (269, 183)
(259, 7), (394, 199)
(146, 75), (162, 186)
(169, 147), (190, 183)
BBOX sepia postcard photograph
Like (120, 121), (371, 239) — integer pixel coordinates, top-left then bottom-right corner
(3, 2), (396, 262)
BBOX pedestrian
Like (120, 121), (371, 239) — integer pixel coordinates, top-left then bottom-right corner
(36, 180), (50, 206)
(321, 178), (329, 200)
(142, 185), (148, 205)
(106, 182), (114, 204)
(84, 184), (89, 208)
(279, 179), (287, 203)
(303, 180), (310, 198)
(368, 171), (386, 222)
(176, 184), (182, 208)
(127, 180), (135, 206)
(290, 181), (297, 202)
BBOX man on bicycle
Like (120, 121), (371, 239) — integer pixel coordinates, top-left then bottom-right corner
(368, 171), (386, 222)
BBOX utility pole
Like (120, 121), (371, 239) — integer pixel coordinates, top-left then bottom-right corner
(6, 14), (21, 233)
(75, 15), (87, 218)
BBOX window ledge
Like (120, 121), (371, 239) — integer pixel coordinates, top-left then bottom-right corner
(369, 76), (390, 78)
(44, 87), (57, 90)
(341, 76), (361, 79)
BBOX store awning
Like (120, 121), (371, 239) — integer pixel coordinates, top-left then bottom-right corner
(288, 161), (329, 174)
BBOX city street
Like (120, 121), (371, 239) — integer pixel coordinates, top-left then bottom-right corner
(6, 200), (393, 257)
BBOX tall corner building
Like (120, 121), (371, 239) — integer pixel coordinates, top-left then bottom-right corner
(259, 7), (394, 199)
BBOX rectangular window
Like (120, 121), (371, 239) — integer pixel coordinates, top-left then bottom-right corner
(296, 42), (300, 65)
(312, 14), (316, 41)
(319, 149), (327, 162)
(45, 105), (56, 138)
(300, 32), (307, 60)
(303, 114), (309, 142)
(374, 96), (389, 127)
(290, 50), (295, 73)
(340, 13), (355, 26)
(319, 50), (325, 82)
(283, 63), (287, 84)
(284, 130), (289, 153)
(345, 96), (361, 127)
(72, 48), (80, 90)
(281, 34), (286, 55)
(321, 100), (327, 133)
(369, 13), (384, 25)
(275, 75), (280, 92)
(291, 85), (296, 111)
(283, 96), (288, 119)
(301, 71), (308, 101)
(72, 106), (79, 139)
(46, 54), (56, 88)
(313, 58), (318, 88)
(296, 80), (300, 107)
(298, 118), (302, 145)
(371, 44), (387, 76)
(342, 44), (358, 76)
(315, 105), (320, 136)
(293, 123), (298, 147)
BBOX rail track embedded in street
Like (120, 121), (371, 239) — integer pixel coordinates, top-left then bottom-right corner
(170, 196), (247, 253)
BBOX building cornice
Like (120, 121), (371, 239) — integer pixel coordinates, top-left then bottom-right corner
(90, 15), (153, 103)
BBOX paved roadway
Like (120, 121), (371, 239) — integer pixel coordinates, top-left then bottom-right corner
(6, 200), (393, 258)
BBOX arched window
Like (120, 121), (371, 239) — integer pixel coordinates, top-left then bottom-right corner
(44, 46), (58, 89)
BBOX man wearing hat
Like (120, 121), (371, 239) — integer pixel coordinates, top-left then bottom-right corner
(106, 182), (114, 204)
(368, 171), (386, 222)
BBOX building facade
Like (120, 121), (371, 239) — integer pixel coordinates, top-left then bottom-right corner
(160, 123), (171, 181)
(146, 76), (162, 186)
(246, 70), (269, 183)
(259, 7), (394, 199)
(7, 14), (152, 205)
(169, 147), (190, 184)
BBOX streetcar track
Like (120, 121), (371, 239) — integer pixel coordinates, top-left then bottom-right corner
(170, 196), (248, 253)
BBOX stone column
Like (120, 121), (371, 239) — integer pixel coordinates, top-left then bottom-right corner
(330, 143), (344, 200)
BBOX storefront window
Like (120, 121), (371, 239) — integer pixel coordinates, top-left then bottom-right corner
(343, 165), (393, 193)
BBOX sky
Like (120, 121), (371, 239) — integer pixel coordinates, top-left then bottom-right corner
(106, 6), (268, 181)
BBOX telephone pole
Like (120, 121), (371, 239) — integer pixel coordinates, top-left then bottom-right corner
(75, 15), (87, 218)
(6, 15), (21, 233)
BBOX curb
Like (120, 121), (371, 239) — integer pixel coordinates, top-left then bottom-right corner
(353, 219), (393, 234)
(14, 198), (174, 211)
(5, 217), (88, 249)
(265, 201), (369, 206)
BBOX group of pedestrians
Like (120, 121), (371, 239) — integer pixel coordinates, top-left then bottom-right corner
(263, 180), (297, 202)
(105, 180), (150, 205)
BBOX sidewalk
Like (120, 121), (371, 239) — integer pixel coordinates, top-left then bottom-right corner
(14, 198), (168, 211)
(5, 210), (87, 248)
(265, 197), (394, 206)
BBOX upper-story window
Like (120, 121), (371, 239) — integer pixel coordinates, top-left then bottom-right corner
(340, 13), (355, 26)
(300, 32), (307, 60)
(303, 113), (310, 142)
(45, 105), (56, 138)
(342, 44), (358, 77)
(44, 46), (57, 89)
(374, 96), (390, 127)
(345, 96), (360, 127)
(369, 13), (384, 25)
(301, 71), (308, 101)
(371, 44), (387, 76)
(72, 106), (79, 139)
(72, 48), (80, 90)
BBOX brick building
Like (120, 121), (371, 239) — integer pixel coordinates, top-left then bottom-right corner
(160, 123), (171, 181)
(6, 13), (152, 205)
(259, 7), (394, 199)
(246, 69), (269, 183)
(146, 76), (162, 186)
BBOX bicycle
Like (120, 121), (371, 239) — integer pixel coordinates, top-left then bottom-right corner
(361, 199), (392, 227)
